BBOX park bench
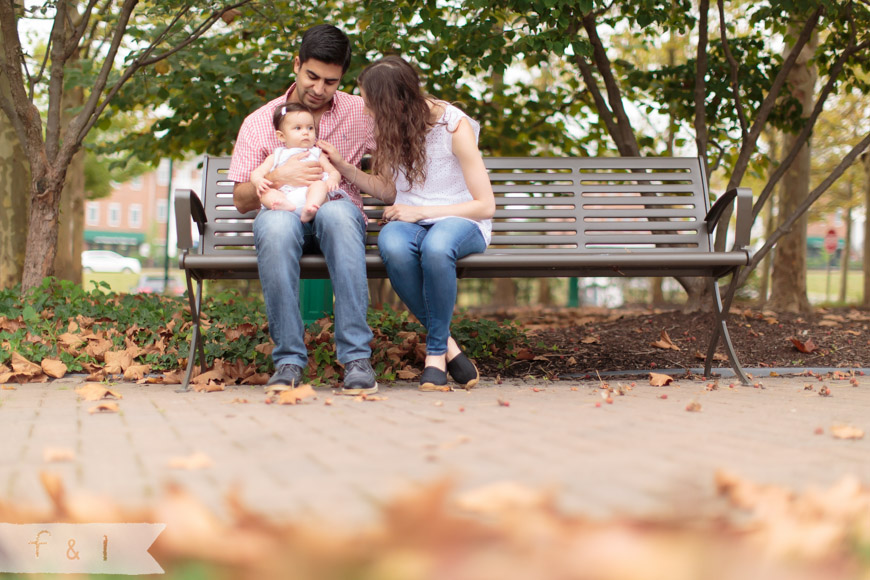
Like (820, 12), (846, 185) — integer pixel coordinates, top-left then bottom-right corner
(175, 155), (753, 389)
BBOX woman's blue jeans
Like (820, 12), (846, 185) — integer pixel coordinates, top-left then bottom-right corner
(253, 199), (372, 368)
(378, 218), (486, 355)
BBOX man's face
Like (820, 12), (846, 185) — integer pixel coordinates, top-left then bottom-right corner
(292, 57), (343, 113)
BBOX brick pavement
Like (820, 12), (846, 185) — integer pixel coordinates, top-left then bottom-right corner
(1, 373), (869, 524)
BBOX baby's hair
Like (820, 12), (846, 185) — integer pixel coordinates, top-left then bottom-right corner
(273, 101), (315, 131)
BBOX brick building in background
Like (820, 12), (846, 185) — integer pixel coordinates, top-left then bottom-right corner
(84, 158), (202, 267)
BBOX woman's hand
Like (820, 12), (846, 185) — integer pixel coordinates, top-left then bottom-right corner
(383, 204), (428, 223)
(317, 140), (352, 175)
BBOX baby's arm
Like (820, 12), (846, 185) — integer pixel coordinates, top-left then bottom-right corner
(251, 155), (276, 196)
(319, 155), (341, 191)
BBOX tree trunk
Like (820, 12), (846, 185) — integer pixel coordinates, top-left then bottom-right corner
(22, 181), (64, 290)
(537, 278), (552, 306)
(863, 151), (870, 307)
(0, 16), (28, 289)
(758, 131), (779, 304)
(838, 202), (852, 304)
(54, 150), (84, 282)
(766, 33), (816, 314)
(0, 103), (28, 291)
(492, 279), (516, 307)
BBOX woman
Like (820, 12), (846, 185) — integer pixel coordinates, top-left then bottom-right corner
(319, 55), (495, 390)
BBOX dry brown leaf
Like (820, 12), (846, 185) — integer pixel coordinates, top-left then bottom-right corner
(75, 383), (122, 401)
(104, 350), (134, 373)
(790, 337), (818, 353)
(168, 452), (213, 470)
(241, 373), (270, 385)
(88, 402), (119, 414)
(191, 369), (225, 385)
(277, 383), (316, 405)
(581, 336), (600, 344)
(397, 368), (420, 380)
(58, 332), (85, 349)
(693, 350), (727, 362)
(650, 330), (680, 351)
(11, 352), (41, 376)
(817, 320), (840, 327)
(41, 359), (68, 379)
(831, 424), (864, 440)
(193, 383), (225, 393)
(649, 372), (674, 386)
(123, 363), (151, 380)
(1, 384), (17, 390)
(686, 401), (702, 412)
(43, 447), (76, 462)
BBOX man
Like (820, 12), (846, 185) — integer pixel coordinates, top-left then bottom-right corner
(229, 24), (378, 394)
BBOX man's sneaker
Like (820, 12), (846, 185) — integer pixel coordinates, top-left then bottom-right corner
(341, 359), (378, 395)
(446, 352), (479, 389)
(266, 364), (304, 392)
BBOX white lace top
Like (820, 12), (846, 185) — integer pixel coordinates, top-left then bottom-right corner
(392, 103), (492, 245)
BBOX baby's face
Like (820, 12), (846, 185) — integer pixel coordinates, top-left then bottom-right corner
(277, 111), (316, 148)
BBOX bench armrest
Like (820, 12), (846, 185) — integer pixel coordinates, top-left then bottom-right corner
(705, 187), (752, 251)
(175, 189), (207, 250)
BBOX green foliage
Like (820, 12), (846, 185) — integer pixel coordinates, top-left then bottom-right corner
(0, 279), (529, 384)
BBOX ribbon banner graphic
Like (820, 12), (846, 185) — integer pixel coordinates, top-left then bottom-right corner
(0, 523), (165, 574)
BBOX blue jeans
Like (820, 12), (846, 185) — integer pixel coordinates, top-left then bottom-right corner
(253, 198), (372, 368)
(378, 218), (486, 355)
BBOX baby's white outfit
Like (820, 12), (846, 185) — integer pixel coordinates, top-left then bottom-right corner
(263, 146), (328, 215)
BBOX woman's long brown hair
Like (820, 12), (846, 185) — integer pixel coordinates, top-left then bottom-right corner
(358, 56), (440, 187)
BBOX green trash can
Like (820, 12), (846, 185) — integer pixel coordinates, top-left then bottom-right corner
(300, 279), (334, 325)
(567, 277), (579, 307)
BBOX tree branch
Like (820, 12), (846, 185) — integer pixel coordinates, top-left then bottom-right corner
(726, 6), (823, 191)
(717, 0), (748, 140)
(63, 0), (100, 60)
(66, 1), (252, 164)
(579, 10), (639, 156)
(737, 131), (870, 286)
(751, 36), (869, 220)
(694, 0), (710, 169)
(0, 0), (47, 166)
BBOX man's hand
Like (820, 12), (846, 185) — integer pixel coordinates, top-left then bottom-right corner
(269, 151), (323, 189)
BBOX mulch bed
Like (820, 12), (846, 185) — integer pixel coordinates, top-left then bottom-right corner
(470, 305), (870, 379)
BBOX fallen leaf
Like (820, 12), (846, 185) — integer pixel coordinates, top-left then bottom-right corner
(193, 383), (225, 393)
(831, 424), (864, 440)
(790, 337), (818, 353)
(277, 384), (316, 405)
(11, 352), (41, 376)
(75, 383), (122, 401)
(649, 372), (674, 387)
(686, 401), (702, 412)
(43, 447), (76, 462)
(123, 364), (151, 380)
(229, 398), (250, 404)
(168, 452), (213, 470)
(650, 330), (680, 351)
(354, 394), (389, 402)
(88, 402), (119, 414)
(40, 359), (68, 379)
(397, 368), (420, 380)
(581, 336), (600, 344)
(1, 385), (16, 390)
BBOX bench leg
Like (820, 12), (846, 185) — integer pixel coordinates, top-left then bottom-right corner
(704, 272), (751, 385)
(177, 275), (207, 392)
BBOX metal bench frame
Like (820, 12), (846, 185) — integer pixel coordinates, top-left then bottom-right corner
(176, 155), (753, 389)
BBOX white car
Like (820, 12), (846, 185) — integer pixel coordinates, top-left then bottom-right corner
(81, 250), (142, 274)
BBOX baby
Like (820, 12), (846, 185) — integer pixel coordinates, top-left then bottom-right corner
(250, 102), (341, 222)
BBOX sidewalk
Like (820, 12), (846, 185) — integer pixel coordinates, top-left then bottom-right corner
(2, 373), (869, 523)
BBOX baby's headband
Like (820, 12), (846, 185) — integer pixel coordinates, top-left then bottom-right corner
(279, 106), (287, 116)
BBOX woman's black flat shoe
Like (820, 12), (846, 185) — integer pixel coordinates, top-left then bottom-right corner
(419, 366), (450, 391)
(446, 352), (479, 389)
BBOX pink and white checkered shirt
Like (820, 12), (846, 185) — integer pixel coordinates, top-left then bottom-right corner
(228, 84), (375, 211)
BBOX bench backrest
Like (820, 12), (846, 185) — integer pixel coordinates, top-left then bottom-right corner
(195, 155), (713, 257)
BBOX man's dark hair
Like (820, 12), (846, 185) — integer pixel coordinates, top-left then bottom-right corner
(273, 101), (314, 131)
(299, 24), (352, 73)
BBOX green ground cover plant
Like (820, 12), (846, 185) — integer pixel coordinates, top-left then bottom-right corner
(0, 278), (528, 385)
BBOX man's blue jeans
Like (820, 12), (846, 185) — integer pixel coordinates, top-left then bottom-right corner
(253, 199), (372, 368)
(378, 218), (486, 355)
